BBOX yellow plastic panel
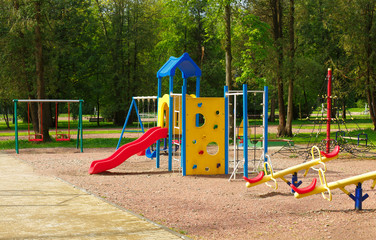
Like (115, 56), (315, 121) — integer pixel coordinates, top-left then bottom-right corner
(185, 97), (225, 175)
(157, 94), (170, 127)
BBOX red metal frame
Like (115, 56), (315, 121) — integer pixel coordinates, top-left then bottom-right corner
(326, 68), (332, 153)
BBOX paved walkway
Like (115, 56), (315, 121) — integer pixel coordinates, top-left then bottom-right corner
(0, 152), (187, 239)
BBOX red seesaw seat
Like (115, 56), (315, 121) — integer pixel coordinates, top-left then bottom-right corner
(290, 178), (317, 194)
(243, 171), (265, 184)
(320, 145), (340, 158)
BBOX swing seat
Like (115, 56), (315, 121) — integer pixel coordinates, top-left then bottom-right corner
(146, 148), (157, 159)
(55, 102), (71, 142)
(56, 134), (71, 141)
(29, 134), (43, 142)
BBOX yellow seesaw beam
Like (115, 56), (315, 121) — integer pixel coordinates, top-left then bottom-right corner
(245, 146), (340, 189)
(294, 171), (376, 199)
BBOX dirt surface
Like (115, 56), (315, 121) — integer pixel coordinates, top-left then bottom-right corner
(6, 138), (376, 240)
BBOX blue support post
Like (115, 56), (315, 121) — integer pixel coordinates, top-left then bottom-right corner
(243, 84), (248, 178)
(263, 86), (268, 163)
(158, 77), (162, 98)
(224, 86), (229, 174)
(196, 76), (200, 98)
(195, 77), (201, 127)
(291, 172), (303, 193)
(168, 76), (174, 171)
(117, 99), (135, 150)
(349, 182), (369, 210)
(358, 133), (368, 146)
(116, 98), (144, 150)
(182, 83), (187, 176)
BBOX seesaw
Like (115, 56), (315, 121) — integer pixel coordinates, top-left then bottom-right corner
(243, 145), (340, 191)
(291, 170), (376, 210)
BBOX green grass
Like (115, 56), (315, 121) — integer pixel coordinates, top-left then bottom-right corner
(0, 119), (151, 132)
(0, 138), (136, 150)
(269, 128), (376, 145)
(2, 109), (376, 151)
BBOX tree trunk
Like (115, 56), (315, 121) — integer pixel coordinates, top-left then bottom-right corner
(364, 2), (376, 130)
(35, 0), (50, 141)
(13, 0), (39, 132)
(224, 4), (234, 137)
(269, 96), (276, 122)
(2, 103), (11, 129)
(285, 0), (295, 137)
(97, 97), (100, 127)
(271, 0), (285, 137)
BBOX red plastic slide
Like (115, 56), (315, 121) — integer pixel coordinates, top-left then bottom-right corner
(89, 127), (168, 174)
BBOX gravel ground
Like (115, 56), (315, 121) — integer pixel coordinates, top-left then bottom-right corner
(7, 141), (376, 240)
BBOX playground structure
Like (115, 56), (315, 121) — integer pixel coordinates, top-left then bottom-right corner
(235, 67), (376, 210)
(13, 99), (84, 154)
(226, 85), (268, 180)
(293, 170), (376, 210)
(244, 145), (340, 192)
(244, 144), (376, 210)
(275, 68), (376, 159)
(116, 96), (159, 158)
(89, 53), (269, 176)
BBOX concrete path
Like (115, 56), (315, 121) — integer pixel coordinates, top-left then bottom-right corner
(0, 152), (187, 239)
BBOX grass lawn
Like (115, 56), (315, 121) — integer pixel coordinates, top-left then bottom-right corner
(0, 138), (136, 150)
(1, 111), (376, 150)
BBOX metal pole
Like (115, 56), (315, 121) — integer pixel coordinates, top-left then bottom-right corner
(326, 68), (332, 153)
(16, 99), (81, 103)
(117, 99), (132, 150)
(14, 100), (19, 154)
(76, 109), (80, 149)
(79, 100), (83, 152)
(134, 99), (145, 133)
(224, 86), (229, 174)
(243, 84), (248, 178)
(156, 78), (162, 168)
(182, 83), (187, 176)
(264, 86), (268, 163)
(168, 76), (174, 171)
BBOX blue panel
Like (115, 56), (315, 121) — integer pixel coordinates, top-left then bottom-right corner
(157, 53), (202, 78)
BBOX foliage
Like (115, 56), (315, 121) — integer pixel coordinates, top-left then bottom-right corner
(0, 0), (375, 130)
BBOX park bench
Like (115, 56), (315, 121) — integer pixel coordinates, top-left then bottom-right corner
(335, 131), (368, 146)
(89, 117), (104, 122)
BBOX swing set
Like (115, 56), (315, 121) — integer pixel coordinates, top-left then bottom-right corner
(13, 99), (84, 154)
(117, 96), (158, 153)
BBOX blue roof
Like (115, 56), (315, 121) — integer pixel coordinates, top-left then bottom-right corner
(157, 53), (202, 79)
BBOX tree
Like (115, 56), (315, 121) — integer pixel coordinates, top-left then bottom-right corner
(34, 0), (51, 141)
(285, 0), (295, 136)
(270, 0), (286, 137)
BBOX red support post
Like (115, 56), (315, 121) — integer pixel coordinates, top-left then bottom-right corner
(326, 68), (332, 153)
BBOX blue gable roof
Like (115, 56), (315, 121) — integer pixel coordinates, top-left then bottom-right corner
(157, 53), (202, 79)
